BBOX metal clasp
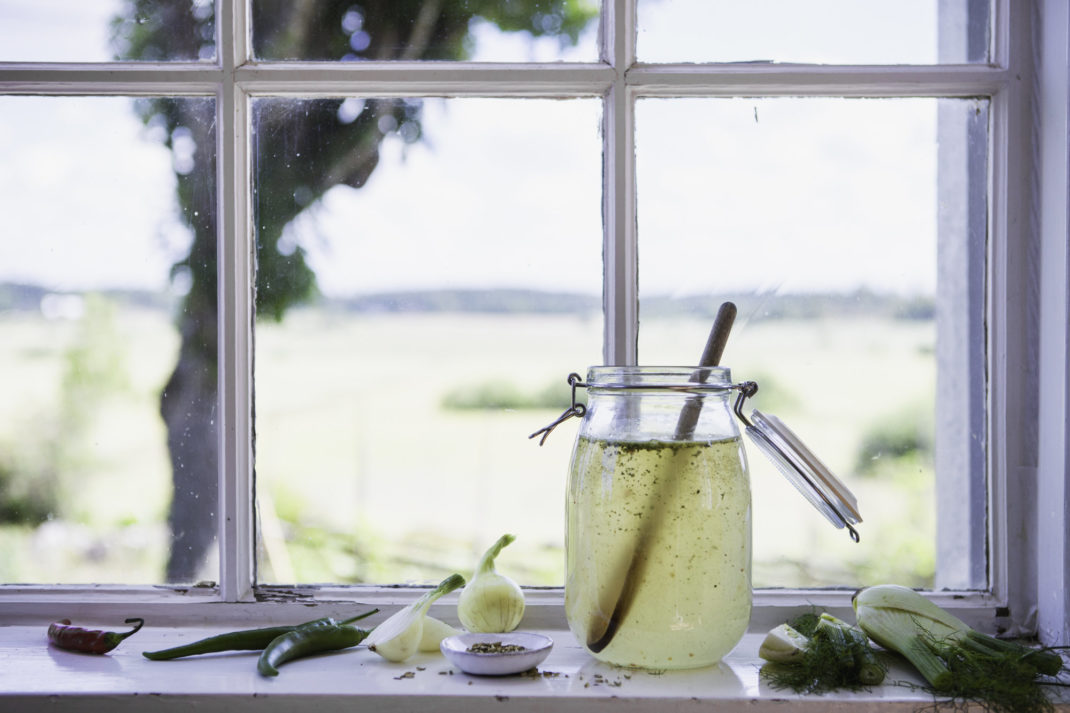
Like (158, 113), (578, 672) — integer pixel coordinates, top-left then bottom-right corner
(732, 380), (760, 426)
(529, 373), (587, 446)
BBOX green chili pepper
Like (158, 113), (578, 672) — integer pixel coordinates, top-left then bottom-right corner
(257, 618), (372, 677)
(142, 609), (377, 661)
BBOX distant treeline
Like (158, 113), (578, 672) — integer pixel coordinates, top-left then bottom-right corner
(0, 282), (171, 313)
(0, 282), (934, 321)
(329, 287), (934, 321)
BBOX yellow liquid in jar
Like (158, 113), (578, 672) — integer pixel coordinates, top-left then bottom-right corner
(565, 436), (752, 669)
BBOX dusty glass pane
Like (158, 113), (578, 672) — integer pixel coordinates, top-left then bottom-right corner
(251, 0), (598, 62)
(637, 0), (989, 65)
(253, 97), (602, 586)
(0, 96), (217, 584)
(636, 97), (988, 589)
(0, 0), (215, 63)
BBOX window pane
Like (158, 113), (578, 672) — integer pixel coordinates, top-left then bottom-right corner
(253, 97), (602, 585)
(637, 0), (989, 65)
(636, 97), (987, 589)
(251, 0), (598, 62)
(0, 0), (215, 63)
(0, 96), (217, 584)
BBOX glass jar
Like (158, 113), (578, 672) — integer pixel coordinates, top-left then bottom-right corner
(564, 366), (751, 670)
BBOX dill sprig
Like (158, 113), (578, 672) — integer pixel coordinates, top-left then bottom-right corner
(760, 611), (887, 695)
(917, 630), (1068, 713)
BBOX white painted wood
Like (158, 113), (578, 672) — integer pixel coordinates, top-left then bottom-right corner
(934, 0), (990, 591)
(9, 622), (1067, 712)
(0, 0), (1065, 647)
(216, 0), (255, 603)
(986, 0), (1041, 636)
(602, 0), (638, 366)
(1036, 0), (1070, 648)
(0, 586), (1008, 637)
(626, 63), (1008, 97)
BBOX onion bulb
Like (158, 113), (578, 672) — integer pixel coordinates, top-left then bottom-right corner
(365, 573), (465, 662)
(418, 616), (462, 652)
(457, 533), (525, 633)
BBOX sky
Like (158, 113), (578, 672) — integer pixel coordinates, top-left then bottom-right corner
(0, 0), (962, 300)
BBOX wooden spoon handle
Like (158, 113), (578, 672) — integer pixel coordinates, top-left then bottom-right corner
(586, 301), (737, 654)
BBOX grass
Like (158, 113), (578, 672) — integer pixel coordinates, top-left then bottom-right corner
(0, 302), (936, 588)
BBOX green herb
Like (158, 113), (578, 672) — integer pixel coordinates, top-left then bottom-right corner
(759, 611), (887, 694)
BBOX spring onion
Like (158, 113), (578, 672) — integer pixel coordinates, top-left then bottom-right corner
(854, 584), (1066, 713)
(365, 573), (465, 663)
(457, 534), (525, 633)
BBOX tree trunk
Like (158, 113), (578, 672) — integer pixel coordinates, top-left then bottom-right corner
(161, 322), (219, 582)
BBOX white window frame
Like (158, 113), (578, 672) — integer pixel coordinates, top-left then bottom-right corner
(0, 0), (1067, 646)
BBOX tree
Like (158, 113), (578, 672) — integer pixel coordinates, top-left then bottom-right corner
(112, 0), (596, 582)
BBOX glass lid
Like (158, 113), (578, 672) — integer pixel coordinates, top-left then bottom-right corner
(734, 384), (862, 542)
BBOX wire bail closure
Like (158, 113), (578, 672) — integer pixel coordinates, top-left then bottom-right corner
(532, 371), (862, 542)
(529, 373), (587, 446)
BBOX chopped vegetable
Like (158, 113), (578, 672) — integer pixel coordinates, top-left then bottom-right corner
(366, 573), (466, 663)
(457, 534), (525, 633)
(48, 618), (144, 655)
(418, 616), (461, 653)
(759, 611), (886, 693)
(758, 623), (810, 663)
(142, 610), (378, 661)
(854, 584), (1067, 713)
(816, 613), (886, 685)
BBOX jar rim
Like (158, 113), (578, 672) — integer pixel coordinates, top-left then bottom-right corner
(585, 365), (733, 391)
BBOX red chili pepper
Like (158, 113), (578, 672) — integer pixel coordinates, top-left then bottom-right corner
(48, 618), (145, 654)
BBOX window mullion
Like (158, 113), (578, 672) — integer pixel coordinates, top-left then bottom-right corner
(626, 63), (1007, 97)
(232, 63), (615, 97)
(602, 0), (637, 365)
(217, 0), (255, 602)
(986, 0), (1037, 633)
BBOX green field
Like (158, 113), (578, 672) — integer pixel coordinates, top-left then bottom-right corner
(0, 300), (935, 588)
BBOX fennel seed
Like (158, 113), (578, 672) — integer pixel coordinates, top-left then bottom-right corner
(467, 641), (528, 654)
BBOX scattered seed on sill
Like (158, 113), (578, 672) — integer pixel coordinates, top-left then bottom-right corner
(520, 669), (564, 679)
(585, 673), (625, 688)
(394, 671), (415, 680)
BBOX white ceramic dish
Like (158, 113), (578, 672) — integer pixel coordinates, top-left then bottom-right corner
(440, 632), (553, 676)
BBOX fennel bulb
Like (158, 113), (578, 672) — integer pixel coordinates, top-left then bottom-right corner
(854, 584), (1065, 713)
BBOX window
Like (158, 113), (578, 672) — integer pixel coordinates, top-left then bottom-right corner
(1, 0), (1067, 646)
